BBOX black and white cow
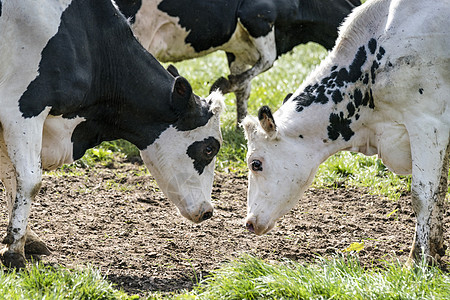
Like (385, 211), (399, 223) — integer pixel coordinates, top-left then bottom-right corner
(0, 0), (224, 268)
(115, 0), (360, 124)
(243, 0), (450, 264)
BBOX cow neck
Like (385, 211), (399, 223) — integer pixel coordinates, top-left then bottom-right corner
(91, 31), (175, 138)
(278, 36), (386, 159)
(70, 0), (178, 157)
(276, 0), (390, 159)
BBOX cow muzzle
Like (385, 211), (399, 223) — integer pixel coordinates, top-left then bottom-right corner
(244, 214), (275, 235)
(177, 201), (214, 224)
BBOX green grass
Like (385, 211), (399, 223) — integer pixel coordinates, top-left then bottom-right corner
(2, 256), (448, 300)
(174, 255), (450, 300)
(0, 262), (135, 299)
(314, 152), (411, 200)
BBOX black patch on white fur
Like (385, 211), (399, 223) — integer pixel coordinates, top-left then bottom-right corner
(157, 0), (357, 55)
(377, 47), (385, 61)
(157, 0), (241, 52)
(348, 46), (367, 82)
(347, 102), (355, 117)
(331, 90), (343, 104)
(368, 38), (377, 54)
(186, 137), (220, 175)
(290, 39), (386, 142)
(327, 112), (353, 141)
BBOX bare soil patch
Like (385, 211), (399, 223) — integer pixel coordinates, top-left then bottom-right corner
(1, 158), (449, 296)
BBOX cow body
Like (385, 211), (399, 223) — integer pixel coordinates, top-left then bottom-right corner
(115, 0), (360, 124)
(0, 0), (224, 268)
(244, 0), (450, 264)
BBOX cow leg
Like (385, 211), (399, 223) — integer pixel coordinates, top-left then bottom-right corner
(231, 29), (277, 125)
(406, 124), (449, 266)
(209, 53), (236, 95)
(0, 119), (46, 268)
(210, 29), (277, 125)
(210, 52), (253, 125)
(234, 81), (252, 125)
(0, 129), (23, 267)
(228, 28), (276, 89)
(0, 125), (51, 264)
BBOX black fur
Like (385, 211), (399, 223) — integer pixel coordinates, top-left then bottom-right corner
(282, 92), (293, 104)
(186, 137), (220, 175)
(155, 0), (357, 56)
(368, 38), (377, 54)
(327, 112), (353, 141)
(114, 0), (142, 23)
(18, 0), (213, 160)
(157, 0), (241, 52)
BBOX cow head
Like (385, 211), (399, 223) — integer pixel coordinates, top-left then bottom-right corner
(243, 105), (321, 235)
(140, 66), (224, 223)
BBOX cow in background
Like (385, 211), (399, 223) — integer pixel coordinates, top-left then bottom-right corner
(115, 0), (360, 124)
(0, 0), (224, 268)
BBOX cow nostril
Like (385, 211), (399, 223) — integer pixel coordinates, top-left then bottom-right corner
(202, 211), (213, 221)
(246, 221), (255, 233)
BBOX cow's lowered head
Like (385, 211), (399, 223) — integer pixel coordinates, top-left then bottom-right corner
(242, 105), (320, 235)
(140, 65), (225, 223)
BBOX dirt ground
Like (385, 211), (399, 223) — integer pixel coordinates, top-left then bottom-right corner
(1, 157), (449, 296)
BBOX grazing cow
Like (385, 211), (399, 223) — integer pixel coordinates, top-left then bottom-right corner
(243, 0), (450, 264)
(0, 0), (224, 268)
(114, 0), (360, 124)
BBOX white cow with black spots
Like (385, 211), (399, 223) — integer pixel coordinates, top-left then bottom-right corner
(243, 0), (450, 264)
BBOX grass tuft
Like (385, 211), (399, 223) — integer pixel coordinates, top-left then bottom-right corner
(181, 254), (450, 300)
(314, 152), (411, 199)
(0, 262), (135, 300)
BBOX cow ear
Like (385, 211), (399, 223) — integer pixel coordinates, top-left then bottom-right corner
(258, 105), (277, 138)
(167, 64), (180, 77)
(171, 76), (193, 113)
(241, 115), (258, 141)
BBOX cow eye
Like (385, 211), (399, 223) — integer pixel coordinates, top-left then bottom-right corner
(205, 146), (213, 156)
(251, 159), (263, 172)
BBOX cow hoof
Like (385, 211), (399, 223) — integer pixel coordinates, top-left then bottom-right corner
(0, 248), (26, 269)
(1, 232), (14, 245)
(25, 239), (52, 257)
(210, 76), (231, 94)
